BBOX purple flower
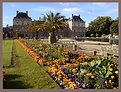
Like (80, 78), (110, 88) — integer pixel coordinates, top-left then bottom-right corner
(60, 82), (64, 86)
(68, 74), (72, 77)
(72, 75), (74, 77)
(60, 67), (63, 70)
(75, 81), (80, 85)
(68, 74), (74, 78)
(82, 84), (86, 88)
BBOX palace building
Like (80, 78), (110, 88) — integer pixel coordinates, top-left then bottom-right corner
(13, 11), (32, 37)
(58, 14), (86, 38)
(4, 11), (86, 39)
(68, 14), (86, 37)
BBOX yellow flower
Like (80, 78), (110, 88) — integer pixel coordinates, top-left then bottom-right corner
(83, 62), (88, 65)
(109, 68), (113, 71)
(115, 71), (118, 74)
(105, 81), (107, 84)
(91, 75), (95, 78)
(109, 80), (112, 83)
(111, 82), (114, 85)
(111, 75), (114, 79)
(92, 60), (96, 62)
(85, 73), (92, 76)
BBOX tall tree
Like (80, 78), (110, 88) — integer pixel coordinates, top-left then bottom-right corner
(43, 12), (68, 44)
(110, 18), (118, 35)
(87, 16), (112, 37)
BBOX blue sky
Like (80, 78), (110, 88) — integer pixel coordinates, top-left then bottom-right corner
(3, 2), (118, 27)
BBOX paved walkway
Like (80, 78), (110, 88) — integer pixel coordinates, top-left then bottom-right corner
(59, 39), (118, 56)
(59, 39), (109, 45)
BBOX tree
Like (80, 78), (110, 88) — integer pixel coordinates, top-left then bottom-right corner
(25, 12), (68, 42)
(87, 16), (112, 37)
(26, 20), (45, 39)
(110, 19), (118, 35)
(43, 12), (68, 44)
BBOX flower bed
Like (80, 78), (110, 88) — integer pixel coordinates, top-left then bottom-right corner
(17, 39), (88, 66)
(56, 56), (118, 89)
(16, 39), (119, 89)
(47, 66), (79, 89)
(16, 39), (47, 65)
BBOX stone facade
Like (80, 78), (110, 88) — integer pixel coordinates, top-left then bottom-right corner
(12, 11), (85, 38)
(13, 11), (32, 37)
(56, 14), (86, 38)
(67, 14), (86, 38)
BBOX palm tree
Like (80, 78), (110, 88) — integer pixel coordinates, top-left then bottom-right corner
(44, 12), (68, 44)
(26, 20), (45, 39)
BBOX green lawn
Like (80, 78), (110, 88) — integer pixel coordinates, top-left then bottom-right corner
(3, 39), (61, 89)
(3, 40), (13, 67)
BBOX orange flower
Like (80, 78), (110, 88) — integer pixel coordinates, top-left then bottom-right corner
(65, 57), (69, 61)
(63, 78), (69, 83)
(78, 52), (81, 55)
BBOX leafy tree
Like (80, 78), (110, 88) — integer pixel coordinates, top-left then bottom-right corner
(96, 33), (99, 37)
(110, 19), (118, 35)
(102, 34), (106, 37)
(26, 12), (68, 42)
(87, 16), (112, 37)
(26, 20), (45, 39)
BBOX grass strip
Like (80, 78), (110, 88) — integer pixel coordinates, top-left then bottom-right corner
(3, 40), (13, 67)
(3, 40), (61, 89)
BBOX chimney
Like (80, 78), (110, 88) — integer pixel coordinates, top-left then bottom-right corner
(72, 14), (73, 17)
(16, 10), (19, 15)
(39, 17), (41, 21)
(26, 11), (28, 15)
(79, 14), (80, 17)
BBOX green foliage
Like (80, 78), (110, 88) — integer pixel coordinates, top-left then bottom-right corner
(110, 20), (118, 35)
(102, 34), (106, 37)
(96, 33), (99, 37)
(109, 39), (113, 44)
(87, 16), (112, 37)
(20, 39), (63, 61)
(79, 56), (118, 89)
(44, 12), (68, 44)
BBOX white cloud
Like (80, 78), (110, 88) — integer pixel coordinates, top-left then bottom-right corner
(63, 8), (80, 12)
(30, 6), (56, 13)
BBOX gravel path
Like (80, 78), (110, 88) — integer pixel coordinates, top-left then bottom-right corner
(59, 39), (118, 56)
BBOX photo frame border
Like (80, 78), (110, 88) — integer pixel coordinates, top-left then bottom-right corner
(0, 0), (120, 92)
